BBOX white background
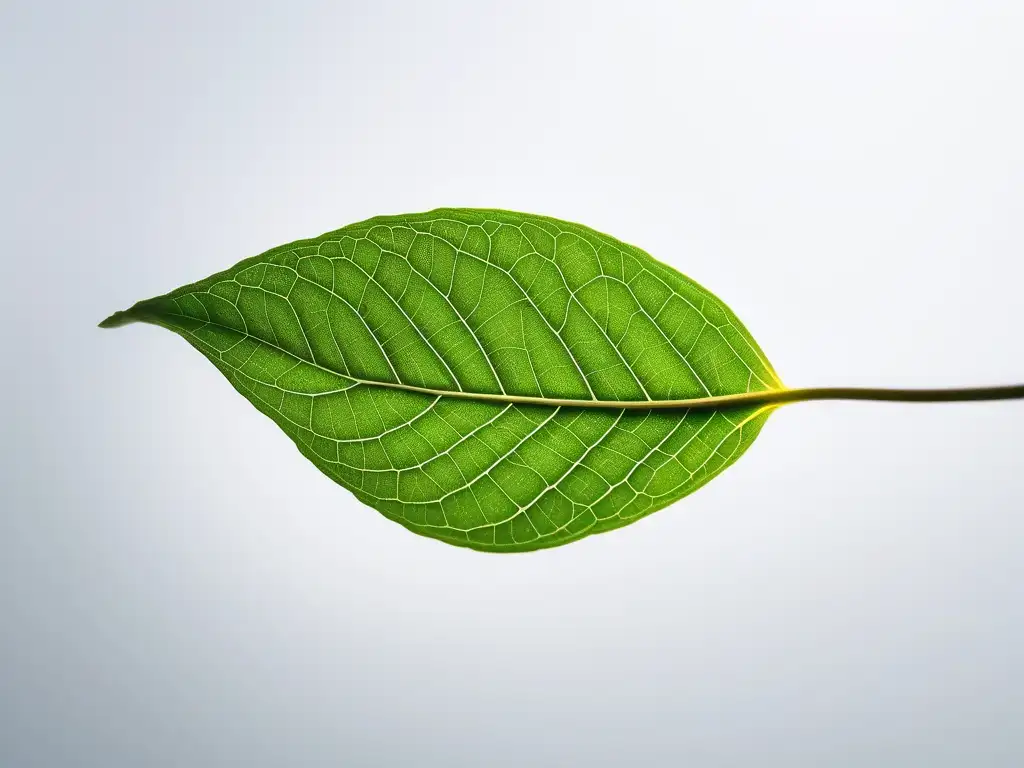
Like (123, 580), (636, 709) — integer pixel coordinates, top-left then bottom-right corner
(3, 2), (1023, 765)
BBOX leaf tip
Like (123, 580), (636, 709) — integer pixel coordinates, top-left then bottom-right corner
(98, 309), (137, 329)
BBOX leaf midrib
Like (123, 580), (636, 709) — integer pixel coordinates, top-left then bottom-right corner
(122, 307), (782, 409)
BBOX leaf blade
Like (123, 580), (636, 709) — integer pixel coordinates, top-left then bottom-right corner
(104, 208), (780, 551)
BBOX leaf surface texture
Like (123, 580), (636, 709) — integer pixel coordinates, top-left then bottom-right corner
(108, 209), (780, 551)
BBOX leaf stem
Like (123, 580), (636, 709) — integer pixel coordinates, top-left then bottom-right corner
(682, 384), (1024, 410)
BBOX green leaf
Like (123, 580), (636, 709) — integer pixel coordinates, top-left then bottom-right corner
(102, 208), (783, 551)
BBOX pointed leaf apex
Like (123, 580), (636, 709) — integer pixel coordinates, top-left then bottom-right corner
(98, 309), (138, 328)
